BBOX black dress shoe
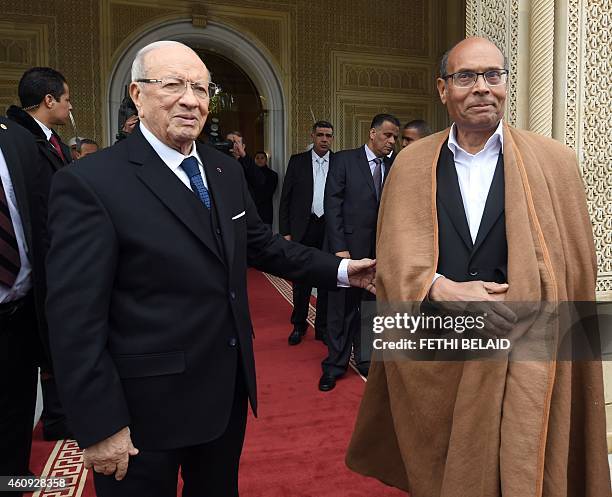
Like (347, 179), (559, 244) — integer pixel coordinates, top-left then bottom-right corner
(318, 374), (336, 392)
(288, 326), (306, 345)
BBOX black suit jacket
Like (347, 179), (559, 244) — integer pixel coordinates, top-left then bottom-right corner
(6, 106), (71, 174)
(0, 117), (52, 362)
(436, 141), (507, 283)
(46, 127), (341, 451)
(6, 107), (71, 370)
(238, 154), (265, 201)
(324, 146), (392, 259)
(252, 166), (278, 225)
(279, 151), (334, 241)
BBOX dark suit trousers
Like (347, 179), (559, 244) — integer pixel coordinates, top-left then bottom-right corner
(93, 361), (248, 497)
(291, 215), (327, 336)
(40, 374), (69, 439)
(322, 287), (370, 377)
(0, 294), (38, 497)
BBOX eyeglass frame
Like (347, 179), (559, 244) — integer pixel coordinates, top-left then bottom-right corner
(135, 77), (219, 99)
(441, 69), (509, 88)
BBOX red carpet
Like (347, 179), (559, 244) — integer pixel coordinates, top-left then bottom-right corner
(239, 270), (405, 496)
(26, 269), (405, 496)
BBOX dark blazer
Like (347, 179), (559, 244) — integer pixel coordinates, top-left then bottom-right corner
(6, 107), (70, 369)
(6, 106), (72, 174)
(279, 150), (334, 242)
(238, 154), (265, 201)
(436, 141), (507, 283)
(252, 166), (278, 225)
(46, 126), (341, 451)
(324, 146), (393, 259)
(0, 117), (51, 360)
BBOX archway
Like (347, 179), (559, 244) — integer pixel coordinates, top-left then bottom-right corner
(107, 20), (287, 227)
(197, 49), (265, 154)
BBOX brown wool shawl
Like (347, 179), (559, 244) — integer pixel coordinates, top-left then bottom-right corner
(345, 124), (611, 497)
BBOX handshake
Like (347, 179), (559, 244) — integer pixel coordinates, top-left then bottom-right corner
(281, 235), (376, 294)
(346, 257), (376, 294)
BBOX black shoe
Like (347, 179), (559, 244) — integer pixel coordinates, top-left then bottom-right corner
(288, 326), (306, 345)
(318, 374), (336, 392)
(314, 329), (327, 344)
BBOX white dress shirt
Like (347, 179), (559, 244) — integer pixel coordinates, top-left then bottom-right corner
(433, 120), (504, 285)
(139, 123), (351, 285)
(0, 147), (32, 303)
(364, 144), (386, 182)
(311, 150), (329, 217)
(140, 122), (208, 189)
(33, 117), (52, 141)
(447, 120), (503, 243)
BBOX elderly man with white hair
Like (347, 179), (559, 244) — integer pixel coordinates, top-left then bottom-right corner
(45, 40), (377, 497)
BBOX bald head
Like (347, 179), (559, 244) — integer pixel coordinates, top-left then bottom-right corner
(436, 36), (508, 144)
(131, 41), (209, 82)
(440, 37), (506, 77)
(129, 40), (211, 154)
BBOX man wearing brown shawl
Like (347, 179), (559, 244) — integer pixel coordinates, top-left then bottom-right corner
(346, 37), (610, 497)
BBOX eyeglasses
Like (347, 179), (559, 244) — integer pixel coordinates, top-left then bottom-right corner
(136, 77), (219, 99)
(442, 69), (509, 88)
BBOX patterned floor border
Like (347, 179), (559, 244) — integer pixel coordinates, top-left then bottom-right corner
(262, 273), (367, 382)
(32, 439), (88, 497)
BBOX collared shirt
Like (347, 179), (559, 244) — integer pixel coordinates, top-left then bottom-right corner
(139, 122), (208, 189)
(364, 144), (386, 182)
(33, 117), (53, 141)
(432, 120), (504, 287)
(311, 149), (330, 215)
(447, 120), (504, 243)
(0, 147), (32, 303)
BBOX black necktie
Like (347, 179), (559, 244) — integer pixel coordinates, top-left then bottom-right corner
(373, 158), (383, 201)
(0, 176), (20, 287)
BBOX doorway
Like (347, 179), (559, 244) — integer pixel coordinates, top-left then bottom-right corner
(195, 49), (265, 155)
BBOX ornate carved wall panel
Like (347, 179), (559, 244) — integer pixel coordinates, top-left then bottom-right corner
(559, 0), (611, 299)
(205, 4), (291, 69)
(336, 97), (432, 150)
(1, 3), (101, 144)
(465, 0), (519, 125)
(109, 3), (178, 55)
(293, 0), (441, 150)
(0, 13), (53, 117)
(2, 1), (462, 157)
(581, 0), (611, 298)
(470, 0), (610, 298)
(331, 51), (438, 149)
(563, 0), (582, 151)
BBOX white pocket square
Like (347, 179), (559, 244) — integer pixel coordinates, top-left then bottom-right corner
(231, 211), (246, 220)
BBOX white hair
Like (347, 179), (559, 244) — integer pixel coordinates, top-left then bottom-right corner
(131, 40), (190, 81)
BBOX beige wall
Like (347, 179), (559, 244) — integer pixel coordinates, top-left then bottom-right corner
(0, 0), (103, 142)
(0, 0), (464, 154)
